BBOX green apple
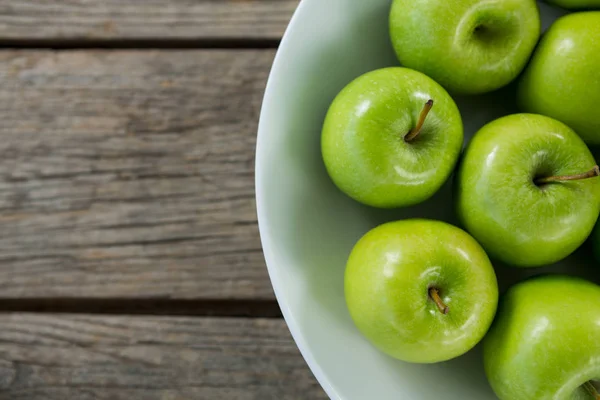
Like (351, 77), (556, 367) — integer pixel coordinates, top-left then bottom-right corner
(484, 276), (600, 400)
(345, 219), (498, 363)
(456, 114), (600, 267)
(389, 0), (541, 94)
(321, 67), (463, 208)
(518, 12), (600, 144)
(544, 0), (600, 9)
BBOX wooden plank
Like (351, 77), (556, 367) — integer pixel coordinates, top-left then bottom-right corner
(0, 314), (327, 399)
(0, 0), (298, 41)
(0, 50), (274, 300)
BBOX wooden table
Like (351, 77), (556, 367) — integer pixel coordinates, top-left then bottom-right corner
(0, 1), (328, 398)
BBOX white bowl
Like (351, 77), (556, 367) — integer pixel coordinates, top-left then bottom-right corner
(256, 2), (585, 399)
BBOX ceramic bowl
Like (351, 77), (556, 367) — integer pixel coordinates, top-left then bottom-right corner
(256, 1), (582, 399)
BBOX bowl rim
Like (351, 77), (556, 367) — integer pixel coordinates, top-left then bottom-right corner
(255, 0), (341, 399)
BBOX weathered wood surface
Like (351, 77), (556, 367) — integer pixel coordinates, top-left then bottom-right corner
(0, 314), (326, 399)
(0, 0), (298, 41)
(0, 50), (276, 300)
(0, 3), (323, 396)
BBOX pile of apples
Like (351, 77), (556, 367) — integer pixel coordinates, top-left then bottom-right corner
(321, 0), (600, 399)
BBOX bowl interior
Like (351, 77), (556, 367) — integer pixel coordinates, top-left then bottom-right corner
(256, 1), (592, 399)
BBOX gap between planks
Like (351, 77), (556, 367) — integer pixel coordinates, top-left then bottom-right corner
(0, 299), (283, 318)
(0, 38), (282, 50)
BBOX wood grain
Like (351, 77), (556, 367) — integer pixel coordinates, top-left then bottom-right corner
(0, 314), (326, 399)
(0, 0), (298, 41)
(0, 50), (275, 300)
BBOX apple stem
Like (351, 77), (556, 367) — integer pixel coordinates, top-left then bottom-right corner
(535, 166), (600, 185)
(404, 99), (434, 142)
(428, 287), (449, 315)
(583, 381), (600, 399)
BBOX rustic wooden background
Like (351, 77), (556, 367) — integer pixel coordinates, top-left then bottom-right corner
(0, 1), (329, 399)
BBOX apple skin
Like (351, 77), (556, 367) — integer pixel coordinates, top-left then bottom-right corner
(345, 219), (498, 363)
(456, 114), (600, 268)
(518, 12), (600, 144)
(322, 67), (463, 208)
(484, 276), (600, 400)
(389, 0), (541, 94)
(544, 0), (600, 9)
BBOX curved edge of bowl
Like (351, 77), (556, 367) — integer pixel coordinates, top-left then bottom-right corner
(255, 1), (341, 399)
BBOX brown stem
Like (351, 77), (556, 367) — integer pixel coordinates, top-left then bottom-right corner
(428, 287), (449, 315)
(583, 381), (600, 399)
(404, 99), (434, 142)
(535, 166), (600, 185)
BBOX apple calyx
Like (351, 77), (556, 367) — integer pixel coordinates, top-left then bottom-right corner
(584, 381), (600, 399)
(428, 287), (449, 315)
(404, 99), (434, 142)
(535, 165), (600, 185)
